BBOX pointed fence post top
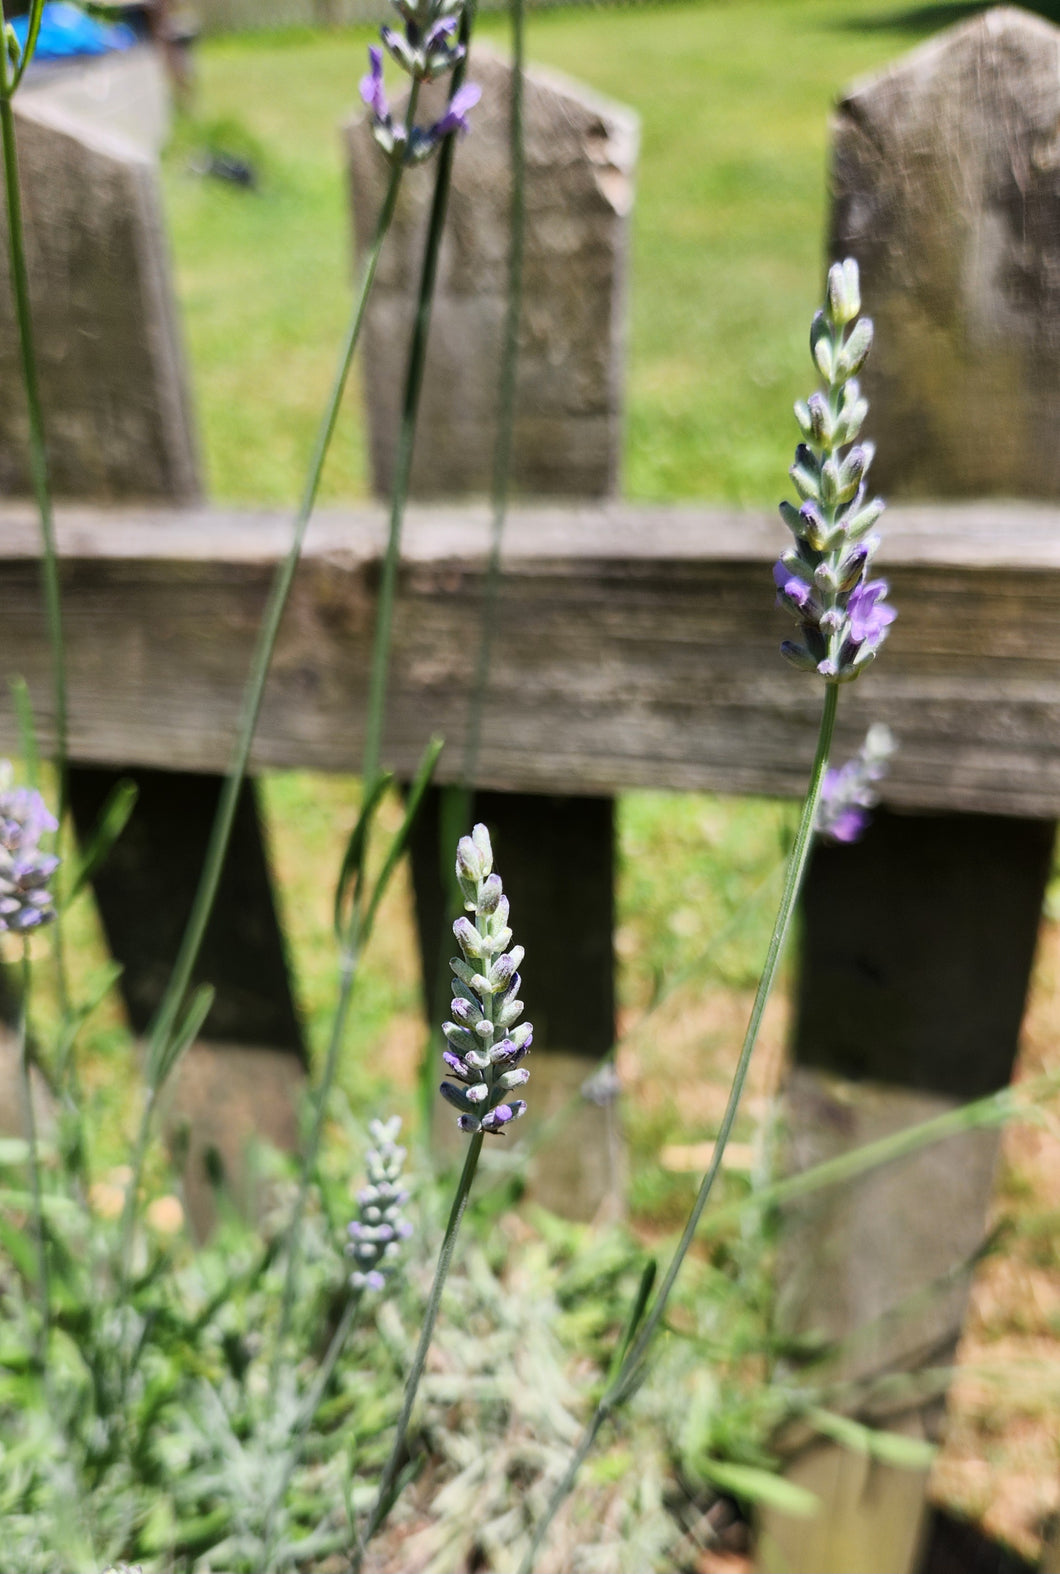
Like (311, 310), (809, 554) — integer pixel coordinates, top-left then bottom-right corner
(830, 4), (1060, 499)
(347, 48), (639, 500)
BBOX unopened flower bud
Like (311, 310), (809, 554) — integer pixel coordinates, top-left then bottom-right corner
(834, 317), (874, 380)
(827, 257), (861, 326)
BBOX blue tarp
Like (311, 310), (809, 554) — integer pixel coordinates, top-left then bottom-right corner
(10, 4), (136, 61)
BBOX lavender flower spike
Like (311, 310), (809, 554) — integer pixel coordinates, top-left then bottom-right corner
(441, 823), (531, 1136)
(360, 0), (479, 166)
(817, 723), (896, 844)
(0, 763), (59, 933)
(346, 1116), (413, 1292)
(774, 258), (895, 682)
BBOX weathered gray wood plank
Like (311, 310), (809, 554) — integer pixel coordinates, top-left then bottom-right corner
(1, 499), (1058, 814)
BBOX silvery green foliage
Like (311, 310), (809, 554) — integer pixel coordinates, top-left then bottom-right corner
(816, 723), (896, 843)
(774, 258), (896, 682)
(360, 0), (480, 166)
(440, 823), (532, 1135)
(346, 1116), (413, 1291)
(0, 761), (58, 932)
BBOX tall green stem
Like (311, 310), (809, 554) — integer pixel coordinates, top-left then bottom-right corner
(0, 47), (67, 826)
(275, 48), (473, 1362)
(518, 683), (840, 1574)
(351, 1132), (484, 1571)
(360, 65), (464, 796)
(423, 0), (525, 1133)
(263, 1287), (365, 1571)
(16, 943), (49, 1369)
(461, 0), (525, 789)
(117, 158), (406, 1296)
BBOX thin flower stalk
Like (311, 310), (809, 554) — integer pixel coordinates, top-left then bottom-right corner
(262, 1121), (413, 1570)
(519, 259), (891, 1570)
(0, 4), (67, 829)
(0, 764), (61, 1368)
(462, 0), (525, 790)
(352, 825), (530, 1567)
(518, 686), (838, 1573)
(273, 2), (480, 1365)
(118, 138), (408, 1304)
(424, 0), (525, 1130)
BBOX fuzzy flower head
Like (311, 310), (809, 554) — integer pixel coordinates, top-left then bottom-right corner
(440, 824), (531, 1137)
(817, 723), (896, 844)
(0, 763), (59, 934)
(360, 0), (479, 165)
(346, 1116), (413, 1293)
(774, 258), (896, 683)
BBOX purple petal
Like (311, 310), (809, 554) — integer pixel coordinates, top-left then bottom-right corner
(434, 80), (481, 139)
(359, 45), (388, 121)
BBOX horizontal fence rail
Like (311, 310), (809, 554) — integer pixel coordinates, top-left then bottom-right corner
(0, 498), (1057, 815)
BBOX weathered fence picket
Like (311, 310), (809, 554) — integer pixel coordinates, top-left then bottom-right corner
(0, 51), (307, 1235)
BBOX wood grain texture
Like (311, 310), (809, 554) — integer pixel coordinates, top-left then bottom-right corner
(1, 498), (1058, 813)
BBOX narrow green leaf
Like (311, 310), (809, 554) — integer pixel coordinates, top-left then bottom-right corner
(0, 1210), (39, 1281)
(375, 1451), (424, 1529)
(697, 1459), (819, 1517)
(148, 983), (215, 1092)
(12, 0), (45, 89)
(333, 771), (394, 940)
(607, 1257), (657, 1388)
(8, 676), (39, 788)
(362, 734), (444, 942)
(805, 1406), (936, 1470)
(64, 778), (138, 903)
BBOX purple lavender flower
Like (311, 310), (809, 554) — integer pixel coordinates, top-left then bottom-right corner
(0, 766), (59, 934)
(817, 724), (896, 844)
(441, 824), (531, 1137)
(360, 45), (389, 122)
(432, 81), (481, 139)
(774, 259), (896, 683)
(846, 580), (896, 648)
(361, 0), (479, 165)
(346, 1116), (413, 1292)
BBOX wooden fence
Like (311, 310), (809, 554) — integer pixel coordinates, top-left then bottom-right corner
(1, 10), (1059, 1572)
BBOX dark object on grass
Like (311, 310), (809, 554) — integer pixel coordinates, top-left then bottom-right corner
(189, 150), (258, 189)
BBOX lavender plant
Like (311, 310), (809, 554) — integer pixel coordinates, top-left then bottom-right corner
(774, 258), (895, 682)
(270, 0), (480, 1369)
(0, 763), (59, 935)
(0, 762), (59, 1367)
(352, 824), (531, 1565)
(519, 257), (894, 1570)
(347, 1115), (414, 1290)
